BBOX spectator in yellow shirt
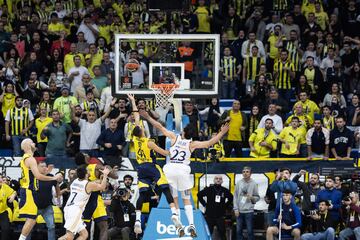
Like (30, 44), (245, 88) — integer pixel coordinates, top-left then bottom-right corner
(279, 117), (302, 157)
(294, 91), (320, 120)
(64, 43), (85, 74)
(35, 106), (53, 157)
(285, 103), (314, 129)
(48, 13), (64, 36)
(85, 44), (103, 77)
(220, 99), (247, 157)
(194, 0), (211, 33)
(0, 174), (17, 239)
(314, 2), (329, 31)
(249, 118), (277, 158)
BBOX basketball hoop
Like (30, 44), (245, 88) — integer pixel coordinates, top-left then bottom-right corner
(151, 83), (179, 108)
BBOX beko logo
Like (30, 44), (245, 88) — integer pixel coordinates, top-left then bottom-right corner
(156, 221), (191, 236)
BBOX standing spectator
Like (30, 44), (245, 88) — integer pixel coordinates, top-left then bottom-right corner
(63, 43), (85, 74)
(270, 168), (298, 201)
(316, 176), (342, 224)
(41, 110), (73, 169)
(323, 83), (347, 109)
(36, 161), (60, 240)
(348, 94), (360, 126)
(68, 55), (90, 94)
(183, 101), (202, 140)
(22, 77), (44, 112)
(35, 106), (53, 157)
(176, 42), (195, 85)
(53, 86), (78, 124)
(221, 99), (247, 157)
(198, 175), (233, 240)
(71, 99), (115, 157)
(243, 46), (264, 96)
(249, 118), (277, 158)
(91, 65), (107, 94)
(193, 0), (211, 33)
(77, 14), (99, 44)
(5, 96), (34, 156)
(100, 52), (114, 76)
(278, 117), (302, 157)
(0, 173), (16, 240)
(234, 167), (260, 240)
(241, 32), (266, 59)
(301, 200), (336, 240)
(293, 171), (323, 231)
(329, 116), (353, 160)
(294, 91), (320, 120)
(273, 49), (295, 102)
(264, 89), (289, 119)
(306, 118), (330, 160)
(266, 190), (301, 240)
(339, 191), (360, 240)
(301, 56), (324, 101)
(74, 73), (100, 103)
(220, 46), (241, 99)
(96, 118), (125, 167)
(108, 188), (136, 240)
(258, 103), (283, 135)
(0, 82), (18, 117)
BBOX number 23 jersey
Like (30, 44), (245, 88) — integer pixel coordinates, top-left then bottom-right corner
(169, 135), (191, 165)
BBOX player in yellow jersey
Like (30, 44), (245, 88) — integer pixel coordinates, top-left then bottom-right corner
(18, 138), (62, 240)
(73, 152), (118, 240)
(127, 94), (183, 237)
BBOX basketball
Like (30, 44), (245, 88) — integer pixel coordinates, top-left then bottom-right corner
(125, 59), (140, 72)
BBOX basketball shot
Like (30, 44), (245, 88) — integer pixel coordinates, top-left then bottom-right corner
(58, 165), (111, 240)
(140, 110), (230, 238)
(18, 138), (63, 240)
(127, 94), (183, 236)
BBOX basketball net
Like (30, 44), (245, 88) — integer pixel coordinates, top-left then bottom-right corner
(151, 84), (179, 108)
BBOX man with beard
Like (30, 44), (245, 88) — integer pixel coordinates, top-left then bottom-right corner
(316, 176), (342, 224)
(249, 118), (278, 158)
(293, 170), (323, 232)
(197, 175), (233, 240)
(306, 118), (330, 160)
(270, 168), (298, 204)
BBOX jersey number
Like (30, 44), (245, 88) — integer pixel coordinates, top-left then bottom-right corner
(171, 150), (186, 161)
(69, 192), (78, 204)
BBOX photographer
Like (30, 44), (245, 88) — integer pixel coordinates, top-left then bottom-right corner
(123, 175), (139, 207)
(108, 187), (136, 240)
(207, 132), (225, 162)
(339, 192), (360, 240)
(301, 200), (336, 240)
(0, 174), (16, 240)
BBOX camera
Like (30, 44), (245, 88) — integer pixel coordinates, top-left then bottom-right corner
(208, 148), (218, 162)
(114, 188), (128, 198)
(310, 210), (318, 215)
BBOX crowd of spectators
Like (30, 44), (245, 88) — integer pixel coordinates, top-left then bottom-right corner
(0, 0), (360, 239)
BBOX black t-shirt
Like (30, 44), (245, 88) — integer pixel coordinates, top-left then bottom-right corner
(341, 49), (359, 68)
(37, 174), (57, 209)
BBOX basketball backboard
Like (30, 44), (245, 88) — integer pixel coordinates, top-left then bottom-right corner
(113, 34), (220, 98)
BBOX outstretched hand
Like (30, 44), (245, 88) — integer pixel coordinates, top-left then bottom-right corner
(127, 94), (135, 102)
(139, 109), (150, 119)
(220, 122), (230, 133)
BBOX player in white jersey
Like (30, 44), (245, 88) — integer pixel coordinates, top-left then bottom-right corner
(58, 165), (111, 240)
(141, 110), (229, 237)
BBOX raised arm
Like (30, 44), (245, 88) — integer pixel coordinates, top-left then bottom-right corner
(70, 103), (79, 124)
(148, 140), (169, 157)
(101, 97), (117, 122)
(190, 123), (229, 151)
(140, 110), (176, 141)
(27, 157), (61, 182)
(127, 94), (140, 127)
(86, 168), (110, 193)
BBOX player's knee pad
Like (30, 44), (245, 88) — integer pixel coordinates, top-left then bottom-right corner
(162, 187), (174, 204)
(181, 190), (191, 200)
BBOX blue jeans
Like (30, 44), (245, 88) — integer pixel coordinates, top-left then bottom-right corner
(236, 212), (254, 240)
(26, 205), (56, 240)
(339, 227), (360, 240)
(12, 135), (27, 157)
(265, 211), (275, 227)
(46, 153), (74, 170)
(301, 227), (335, 240)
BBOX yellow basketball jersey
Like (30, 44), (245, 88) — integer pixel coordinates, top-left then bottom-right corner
(87, 164), (98, 182)
(133, 136), (154, 164)
(20, 153), (38, 191)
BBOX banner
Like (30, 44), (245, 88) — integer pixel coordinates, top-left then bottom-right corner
(0, 157), (355, 211)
